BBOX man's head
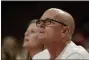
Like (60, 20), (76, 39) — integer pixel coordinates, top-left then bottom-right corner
(36, 8), (75, 45)
(23, 20), (43, 50)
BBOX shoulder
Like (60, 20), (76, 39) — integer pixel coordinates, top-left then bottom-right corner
(57, 41), (89, 59)
(67, 45), (89, 59)
(33, 49), (50, 59)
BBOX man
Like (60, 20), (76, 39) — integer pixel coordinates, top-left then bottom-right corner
(23, 20), (44, 59)
(33, 8), (89, 59)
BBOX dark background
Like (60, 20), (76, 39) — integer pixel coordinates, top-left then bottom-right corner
(2, 1), (89, 40)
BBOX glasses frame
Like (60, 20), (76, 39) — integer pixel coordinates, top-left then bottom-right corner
(36, 18), (67, 27)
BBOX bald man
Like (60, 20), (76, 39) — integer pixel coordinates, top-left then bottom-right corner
(33, 8), (89, 59)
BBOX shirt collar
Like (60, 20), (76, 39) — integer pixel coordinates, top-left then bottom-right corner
(56, 41), (77, 59)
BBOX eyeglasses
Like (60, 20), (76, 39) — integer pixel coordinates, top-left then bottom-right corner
(36, 18), (67, 27)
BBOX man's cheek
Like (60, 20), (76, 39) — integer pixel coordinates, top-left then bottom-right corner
(46, 29), (53, 35)
(38, 33), (45, 39)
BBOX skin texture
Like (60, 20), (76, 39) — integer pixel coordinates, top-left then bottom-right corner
(37, 8), (75, 59)
(23, 23), (44, 58)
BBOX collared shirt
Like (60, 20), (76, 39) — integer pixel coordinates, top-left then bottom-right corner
(33, 49), (50, 59)
(56, 41), (89, 59)
(33, 41), (89, 59)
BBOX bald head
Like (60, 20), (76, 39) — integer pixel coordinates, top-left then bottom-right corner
(41, 8), (75, 36)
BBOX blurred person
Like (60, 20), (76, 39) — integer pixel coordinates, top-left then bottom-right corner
(72, 31), (85, 46)
(1, 49), (6, 60)
(1, 36), (19, 60)
(16, 38), (28, 60)
(82, 22), (89, 52)
(23, 19), (44, 60)
(84, 38), (89, 53)
(72, 22), (89, 52)
(16, 47), (28, 60)
(33, 8), (89, 59)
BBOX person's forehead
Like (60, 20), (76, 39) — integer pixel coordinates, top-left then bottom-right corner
(40, 10), (57, 20)
(40, 9), (68, 23)
(27, 23), (37, 30)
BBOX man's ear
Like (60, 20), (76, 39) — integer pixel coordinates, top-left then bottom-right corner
(63, 26), (70, 34)
(62, 28), (66, 33)
(61, 26), (70, 37)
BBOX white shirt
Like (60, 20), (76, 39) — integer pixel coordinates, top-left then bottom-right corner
(33, 41), (89, 59)
(33, 49), (50, 59)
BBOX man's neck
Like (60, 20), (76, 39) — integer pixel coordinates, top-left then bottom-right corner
(46, 41), (66, 60)
(28, 48), (43, 58)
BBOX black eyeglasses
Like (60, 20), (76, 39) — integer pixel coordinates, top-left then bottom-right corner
(36, 18), (67, 27)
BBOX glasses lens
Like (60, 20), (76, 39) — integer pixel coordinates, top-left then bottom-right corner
(36, 19), (53, 27)
(36, 20), (41, 27)
(37, 20), (41, 24)
(43, 20), (50, 26)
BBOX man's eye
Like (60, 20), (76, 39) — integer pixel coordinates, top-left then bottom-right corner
(45, 20), (50, 23)
(50, 21), (56, 24)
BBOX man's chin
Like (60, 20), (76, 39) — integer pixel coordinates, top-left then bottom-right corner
(38, 38), (46, 44)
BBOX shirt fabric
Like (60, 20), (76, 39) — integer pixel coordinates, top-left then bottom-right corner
(33, 41), (89, 59)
